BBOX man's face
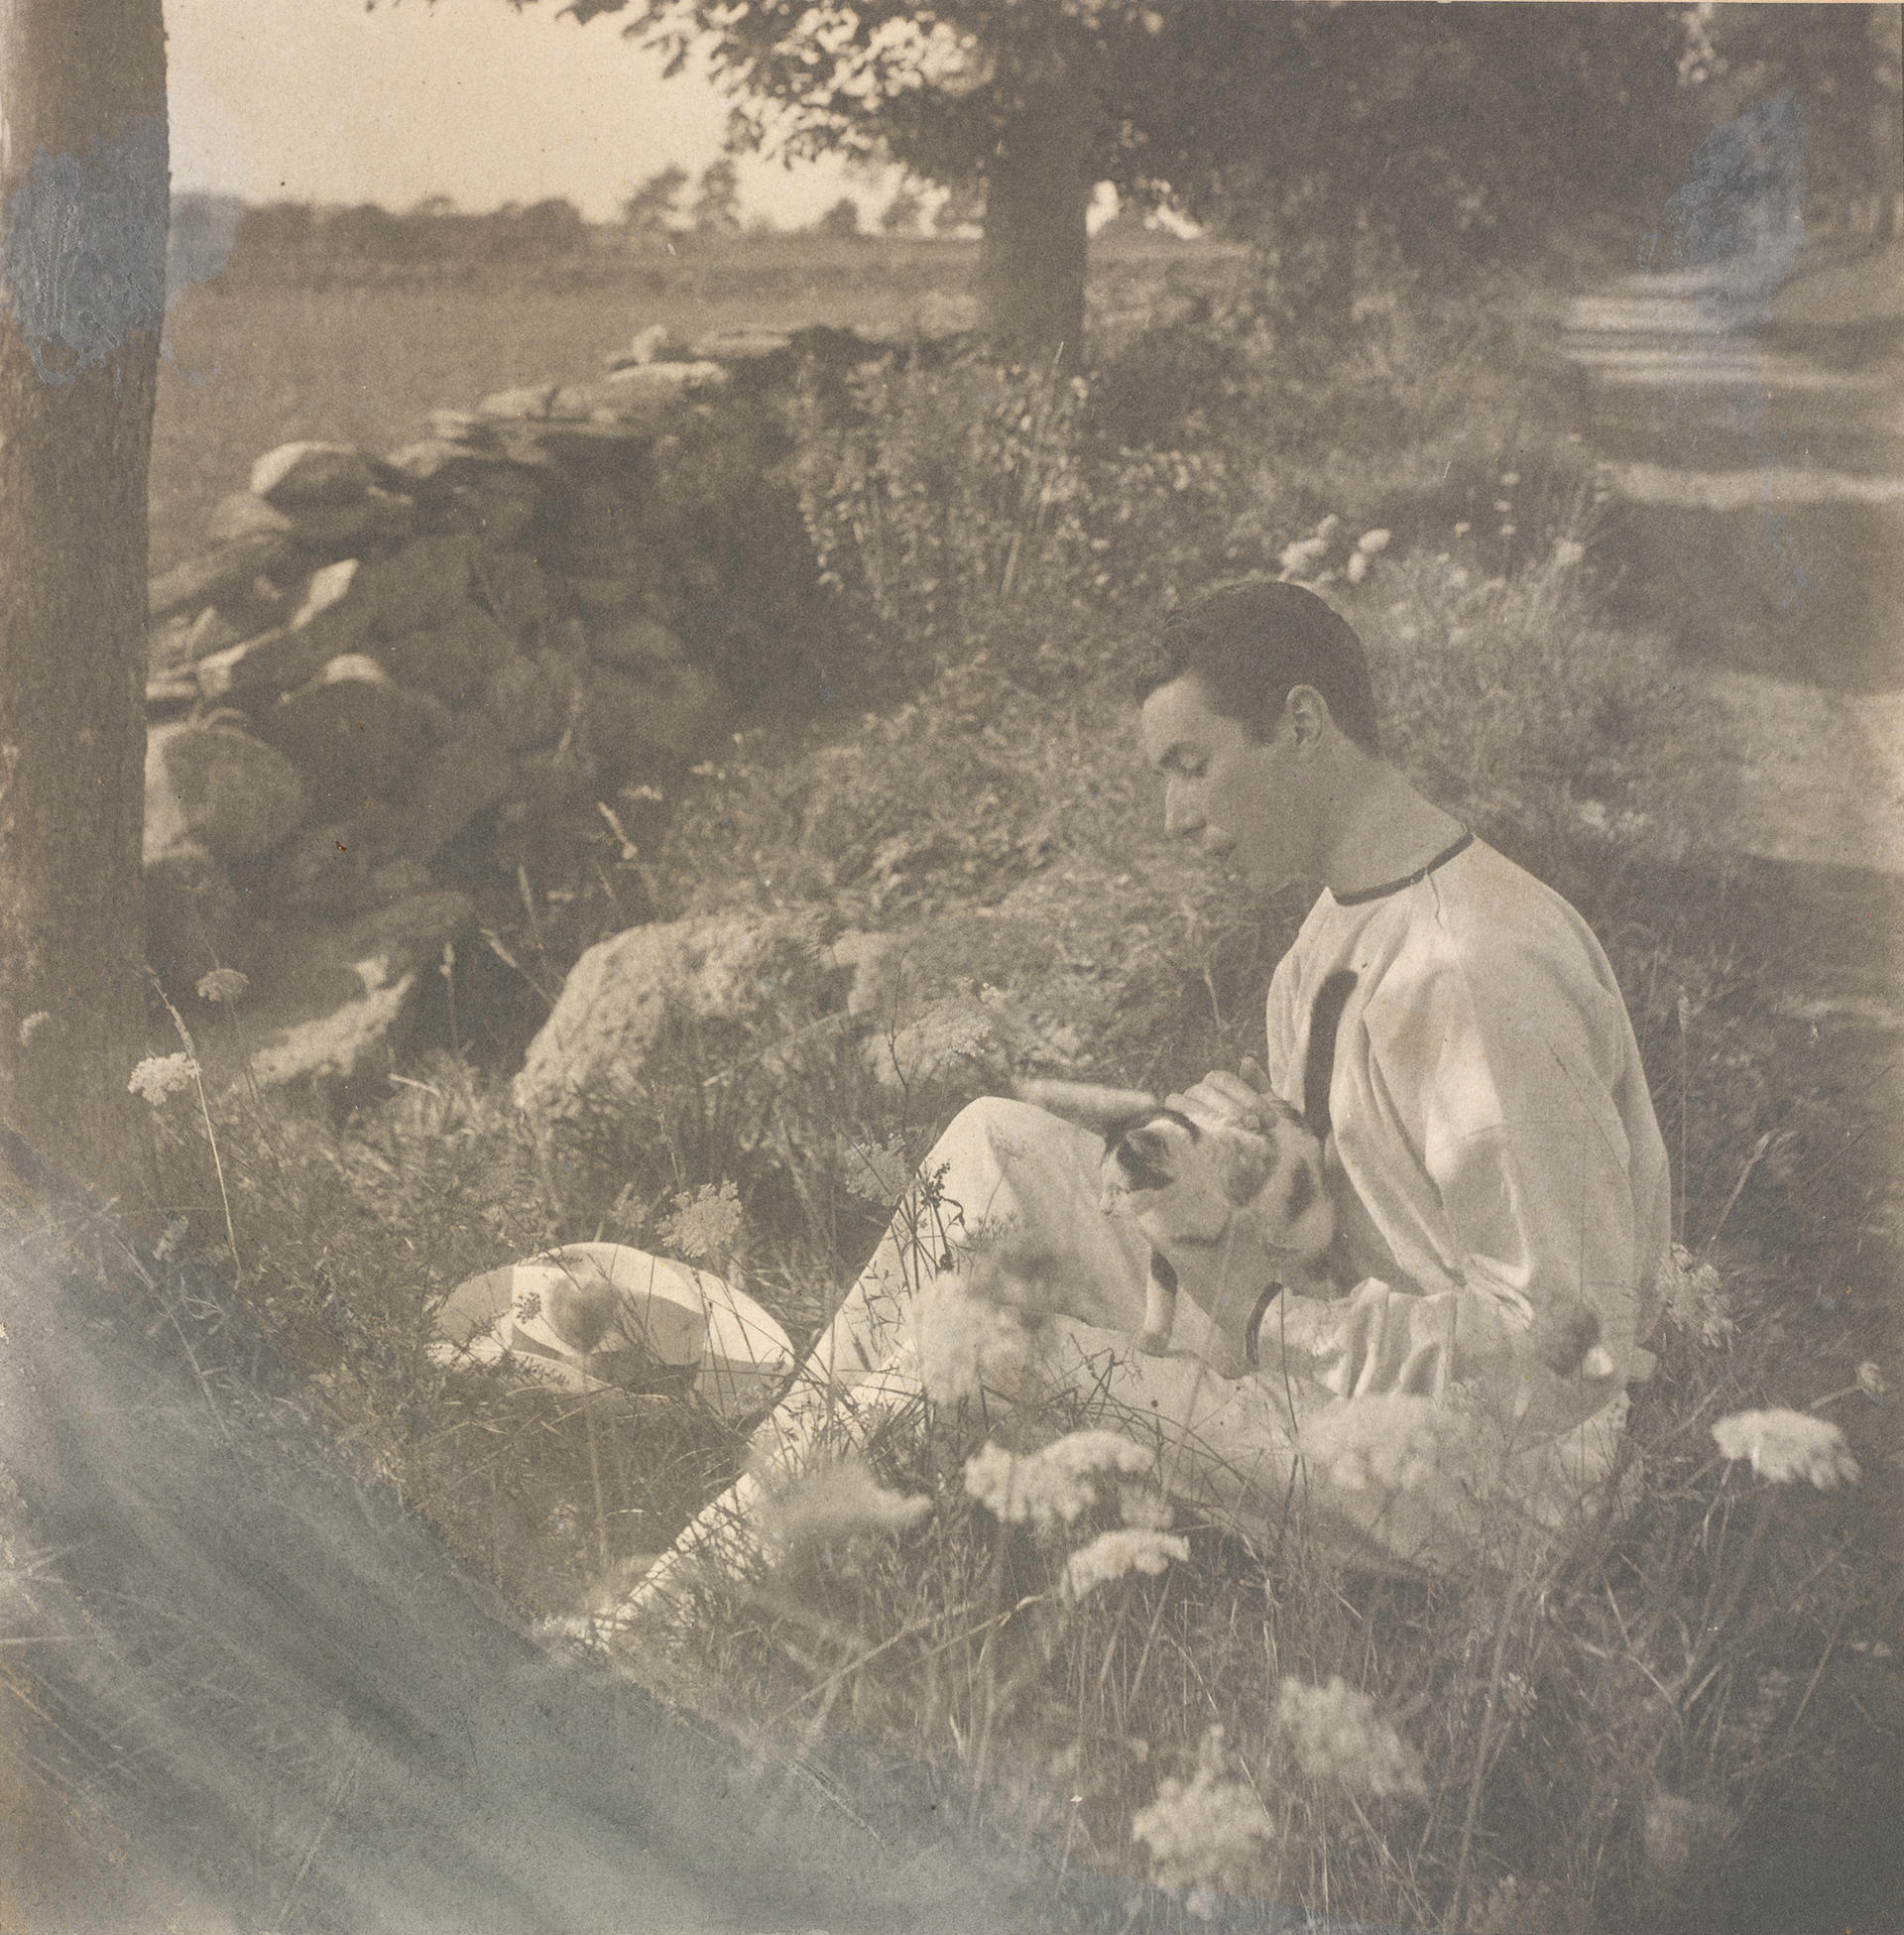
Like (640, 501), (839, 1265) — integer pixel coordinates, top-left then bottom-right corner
(1139, 674), (1311, 894)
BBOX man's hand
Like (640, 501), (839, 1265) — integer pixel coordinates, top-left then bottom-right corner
(1164, 1056), (1276, 1134)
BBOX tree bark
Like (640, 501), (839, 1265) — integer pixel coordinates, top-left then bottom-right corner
(978, 40), (1096, 373)
(0, 0), (168, 1203)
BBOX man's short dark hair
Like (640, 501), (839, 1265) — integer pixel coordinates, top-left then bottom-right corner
(1136, 579), (1381, 757)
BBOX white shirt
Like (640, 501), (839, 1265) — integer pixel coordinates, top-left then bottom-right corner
(1260, 836), (1672, 1443)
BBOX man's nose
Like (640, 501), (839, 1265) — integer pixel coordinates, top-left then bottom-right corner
(1164, 780), (1202, 839)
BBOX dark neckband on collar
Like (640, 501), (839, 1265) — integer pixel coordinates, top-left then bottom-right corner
(1330, 829), (1474, 907)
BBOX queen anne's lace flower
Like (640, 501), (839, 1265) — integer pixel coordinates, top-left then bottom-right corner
(1712, 1407), (1860, 1489)
(963, 1430), (1151, 1530)
(763, 1457), (931, 1557)
(129, 1053), (197, 1106)
(1063, 1527), (1189, 1599)
(1299, 1394), (1451, 1495)
(911, 1274), (1038, 1404)
(1131, 1727), (1276, 1906)
(1273, 1675), (1428, 1800)
(195, 968), (250, 1005)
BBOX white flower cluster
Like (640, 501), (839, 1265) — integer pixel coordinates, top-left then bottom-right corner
(195, 967), (250, 1006)
(911, 1272), (1039, 1405)
(1272, 1675), (1428, 1801)
(1662, 1242), (1735, 1348)
(1063, 1527), (1189, 1601)
(1130, 1727), (1276, 1910)
(963, 1429), (1152, 1531)
(762, 1456), (931, 1559)
(1711, 1407), (1860, 1490)
(841, 1131), (913, 1205)
(657, 1180), (744, 1263)
(129, 1052), (197, 1107)
(1299, 1393), (1452, 1495)
(1276, 515), (1392, 588)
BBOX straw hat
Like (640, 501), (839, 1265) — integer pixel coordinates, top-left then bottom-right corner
(429, 1242), (792, 1422)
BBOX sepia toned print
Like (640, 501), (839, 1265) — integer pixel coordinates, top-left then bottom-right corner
(3, 4), (1900, 1930)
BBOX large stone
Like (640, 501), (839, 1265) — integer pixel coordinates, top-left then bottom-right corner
(469, 549), (550, 636)
(431, 483), (540, 547)
(692, 328), (793, 364)
(149, 533), (296, 623)
(512, 912), (833, 1124)
(379, 600), (514, 705)
(569, 574), (648, 615)
(358, 534), (473, 638)
(617, 322), (693, 368)
(251, 441), (376, 508)
(145, 840), (258, 995)
(582, 661), (727, 782)
(206, 492), (296, 544)
(481, 648), (586, 752)
(255, 656), (438, 817)
(205, 489), (408, 552)
(427, 409), (496, 446)
(236, 890), (474, 1098)
(381, 439), (507, 492)
(391, 709), (517, 862)
(598, 361), (729, 412)
(270, 820), (380, 919)
(194, 626), (329, 702)
(478, 383), (560, 421)
(145, 720), (308, 867)
(586, 612), (685, 672)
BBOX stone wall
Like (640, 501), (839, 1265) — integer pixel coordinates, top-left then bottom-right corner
(144, 322), (879, 1092)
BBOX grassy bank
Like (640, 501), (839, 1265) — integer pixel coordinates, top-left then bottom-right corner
(128, 275), (1902, 1931)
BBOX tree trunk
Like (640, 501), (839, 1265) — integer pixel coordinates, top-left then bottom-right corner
(978, 42), (1096, 372)
(0, 0), (167, 1203)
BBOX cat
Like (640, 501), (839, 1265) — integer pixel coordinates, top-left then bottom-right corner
(1092, 973), (1356, 1369)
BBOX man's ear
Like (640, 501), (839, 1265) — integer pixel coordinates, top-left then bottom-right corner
(1284, 684), (1334, 750)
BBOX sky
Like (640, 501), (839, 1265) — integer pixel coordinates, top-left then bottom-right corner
(165, 0), (886, 226)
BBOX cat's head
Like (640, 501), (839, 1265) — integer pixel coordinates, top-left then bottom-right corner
(1099, 1099), (1334, 1262)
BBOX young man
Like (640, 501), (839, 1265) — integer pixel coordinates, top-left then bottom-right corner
(638, 581), (1672, 1604)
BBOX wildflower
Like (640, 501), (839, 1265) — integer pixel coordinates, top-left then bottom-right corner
(658, 1180), (743, 1263)
(1662, 1244), (1734, 1346)
(1345, 550), (1368, 584)
(1118, 1482), (1175, 1530)
(1131, 1727), (1277, 1903)
(1277, 535), (1330, 574)
(1272, 1675), (1427, 1800)
(1712, 1407), (1860, 1489)
(843, 1132), (912, 1205)
(1063, 1526), (1188, 1599)
(1553, 538), (1587, 569)
(195, 967), (250, 1005)
(1497, 523), (1517, 538)
(1453, 522), (1471, 538)
(1857, 1361), (1888, 1398)
(129, 1052), (197, 1107)
(963, 1429), (1151, 1531)
(763, 1456), (931, 1560)
(912, 1274), (1038, 1404)
(1356, 528), (1391, 554)
(1300, 1394), (1451, 1495)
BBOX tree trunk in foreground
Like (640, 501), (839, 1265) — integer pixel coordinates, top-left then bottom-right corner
(978, 46), (1096, 373)
(0, 0), (167, 1204)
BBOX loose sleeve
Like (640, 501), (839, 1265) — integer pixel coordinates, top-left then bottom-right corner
(1268, 917), (1658, 1446)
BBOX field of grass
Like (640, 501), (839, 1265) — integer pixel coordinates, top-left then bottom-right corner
(151, 233), (1242, 573)
(116, 240), (1904, 1932)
